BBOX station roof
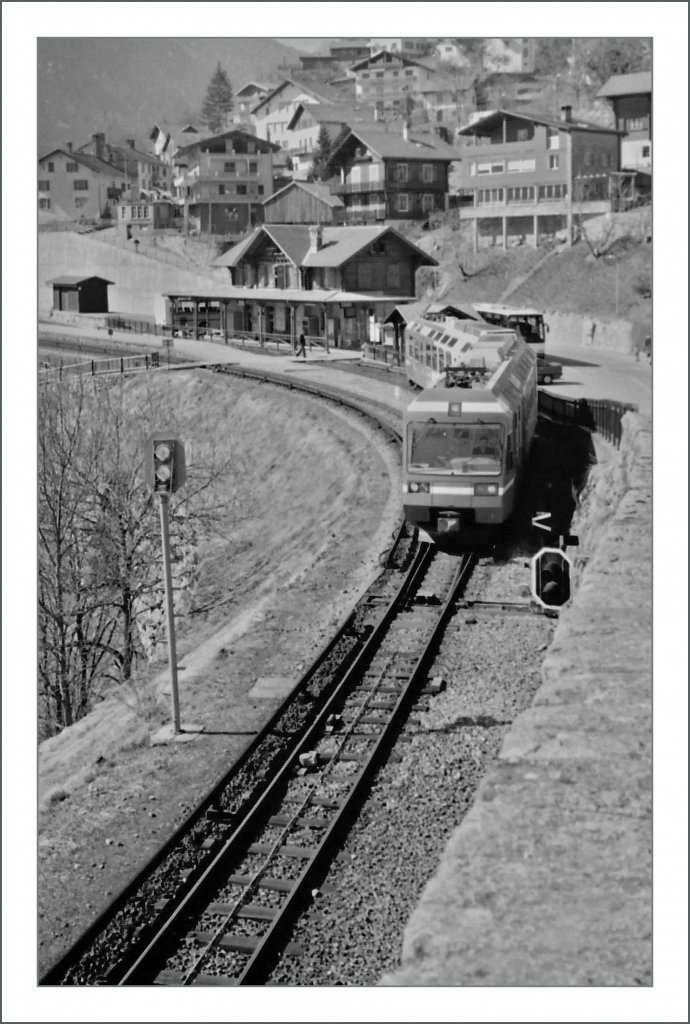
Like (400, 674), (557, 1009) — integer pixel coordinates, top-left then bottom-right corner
(165, 287), (414, 305)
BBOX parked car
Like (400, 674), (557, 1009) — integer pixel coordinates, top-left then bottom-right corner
(537, 358), (563, 385)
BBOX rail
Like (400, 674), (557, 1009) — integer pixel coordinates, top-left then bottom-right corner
(39, 351), (168, 382)
(538, 390), (637, 447)
(361, 342), (404, 368)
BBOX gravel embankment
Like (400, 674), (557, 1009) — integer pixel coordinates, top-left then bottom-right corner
(267, 555), (554, 984)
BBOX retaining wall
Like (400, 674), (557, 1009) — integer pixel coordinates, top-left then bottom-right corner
(39, 232), (224, 322)
(547, 309), (651, 355)
(381, 413), (652, 986)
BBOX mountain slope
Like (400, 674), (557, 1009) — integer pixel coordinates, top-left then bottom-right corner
(38, 37), (306, 152)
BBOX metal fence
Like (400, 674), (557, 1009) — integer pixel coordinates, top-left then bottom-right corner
(361, 342), (404, 368)
(105, 315), (168, 336)
(39, 352), (165, 383)
(538, 391), (638, 447)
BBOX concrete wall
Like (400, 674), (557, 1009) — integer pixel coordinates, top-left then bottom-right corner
(546, 309), (651, 354)
(39, 232), (224, 323)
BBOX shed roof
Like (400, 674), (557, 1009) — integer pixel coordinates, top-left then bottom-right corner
(47, 275), (114, 286)
(262, 180), (344, 209)
(597, 71), (652, 98)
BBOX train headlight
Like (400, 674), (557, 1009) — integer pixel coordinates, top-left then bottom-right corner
(405, 481), (430, 494)
(474, 483), (499, 496)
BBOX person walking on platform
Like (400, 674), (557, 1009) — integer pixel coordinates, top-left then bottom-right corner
(296, 333), (307, 359)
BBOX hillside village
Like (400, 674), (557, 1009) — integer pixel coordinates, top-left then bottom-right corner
(38, 36), (652, 347)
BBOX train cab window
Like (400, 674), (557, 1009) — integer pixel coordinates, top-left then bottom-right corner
(408, 423), (503, 474)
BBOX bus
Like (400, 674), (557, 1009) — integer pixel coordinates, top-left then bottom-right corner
(472, 304), (548, 357)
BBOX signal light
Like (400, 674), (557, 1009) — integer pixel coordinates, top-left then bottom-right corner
(531, 547), (572, 609)
(145, 436), (186, 494)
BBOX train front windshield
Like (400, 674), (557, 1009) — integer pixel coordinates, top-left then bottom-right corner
(408, 423), (504, 475)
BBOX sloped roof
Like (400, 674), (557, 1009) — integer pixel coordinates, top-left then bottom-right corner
(262, 180), (344, 209)
(38, 149), (122, 176)
(109, 144), (166, 166)
(349, 50), (421, 72)
(149, 123), (200, 141)
(597, 71), (652, 98)
(287, 101), (376, 131)
(251, 78), (353, 116)
(457, 108), (621, 136)
(332, 125), (461, 161)
(47, 276), (114, 286)
(176, 128), (273, 156)
(214, 224), (438, 269)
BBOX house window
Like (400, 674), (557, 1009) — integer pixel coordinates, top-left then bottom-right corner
(47, 162), (55, 172)
(224, 161), (236, 172)
(396, 163), (408, 182)
(397, 193), (409, 212)
(506, 186), (535, 203)
(422, 163), (434, 182)
(546, 128), (560, 150)
(583, 151), (593, 168)
(74, 179), (89, 190)
(477, 188), (504, 204)
(625, 117), (645, 131)
(219, 184), (226, 195)
(237, 183), (247, 195)
(476, 160), (504, 175)
(422, 193), (434, 211)
(66, 161), (78, 172)
(405, 69), (414, 76)
(362, 72), (370, 79)
(642, 145), (651, 158)
(507, 158), (536, 173)
(548, 154), (560, 170)
(516, 128), (529, 141)
(258, 184), (264, 195)
(39, 180), (50, 192)
(375, 71), (384, 78)
(538, 184), (567, 200)
(249, 161), (257, 173)
(39, 198), (51, 209)
(74, 197), (88, 208)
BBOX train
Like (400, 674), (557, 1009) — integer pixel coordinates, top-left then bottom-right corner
(402, 315), (538, 541)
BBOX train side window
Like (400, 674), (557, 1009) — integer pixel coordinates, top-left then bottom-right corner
(506, 433), (515, 469)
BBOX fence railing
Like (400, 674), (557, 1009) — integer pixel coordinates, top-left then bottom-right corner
(39, 352), (166, 382)
(105, 315), (168, 336)
(538, 391), (638, 447)
(361, 342), (404, 368)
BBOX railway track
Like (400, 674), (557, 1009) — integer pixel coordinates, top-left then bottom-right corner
(116, 546), (475, 986)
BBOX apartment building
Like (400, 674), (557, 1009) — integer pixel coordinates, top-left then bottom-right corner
(455, 107), (621, 249)
(349, 50), (438, 119)
(173, 128), (274, 234)
(79, 133), (170, 195)
(38, 145), (126, 221)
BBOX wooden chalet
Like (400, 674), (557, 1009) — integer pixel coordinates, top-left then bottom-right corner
(327, 124), (460, 223)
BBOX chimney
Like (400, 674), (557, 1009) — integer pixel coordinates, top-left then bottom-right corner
(403, 120), (409, 141)
(66, 141), (73, 152)
(561, 105), (573, 123)
(126, 138), (136, 149)
(92, 132), (106, 159)
(308, 224), (323, 253)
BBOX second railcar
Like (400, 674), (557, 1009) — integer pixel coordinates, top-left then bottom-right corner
(405, 316), (519, 390)
(402, 320), (538, 540)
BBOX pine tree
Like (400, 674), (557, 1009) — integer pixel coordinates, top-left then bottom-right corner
(310, 126), (333, 182)
(202, 63), (234, 134)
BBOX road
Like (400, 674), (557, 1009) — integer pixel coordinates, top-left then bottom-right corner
(543, 342), (652, 416)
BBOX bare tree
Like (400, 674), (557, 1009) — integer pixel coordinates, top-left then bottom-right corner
(38, 374), (246, 737)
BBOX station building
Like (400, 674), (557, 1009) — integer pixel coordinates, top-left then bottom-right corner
(165, 221), (438, 350)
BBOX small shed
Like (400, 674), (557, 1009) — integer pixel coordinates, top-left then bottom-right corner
(48, 276), (114, 313)
(262, 181), (345, 225)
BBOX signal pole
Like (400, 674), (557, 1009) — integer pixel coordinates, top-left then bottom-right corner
(145, 436), (202, 744)
(158, 491), (181, 733)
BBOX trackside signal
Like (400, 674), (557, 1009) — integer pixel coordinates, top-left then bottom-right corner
(531, 547), (572, 609)
(145, 437), (185, 494)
